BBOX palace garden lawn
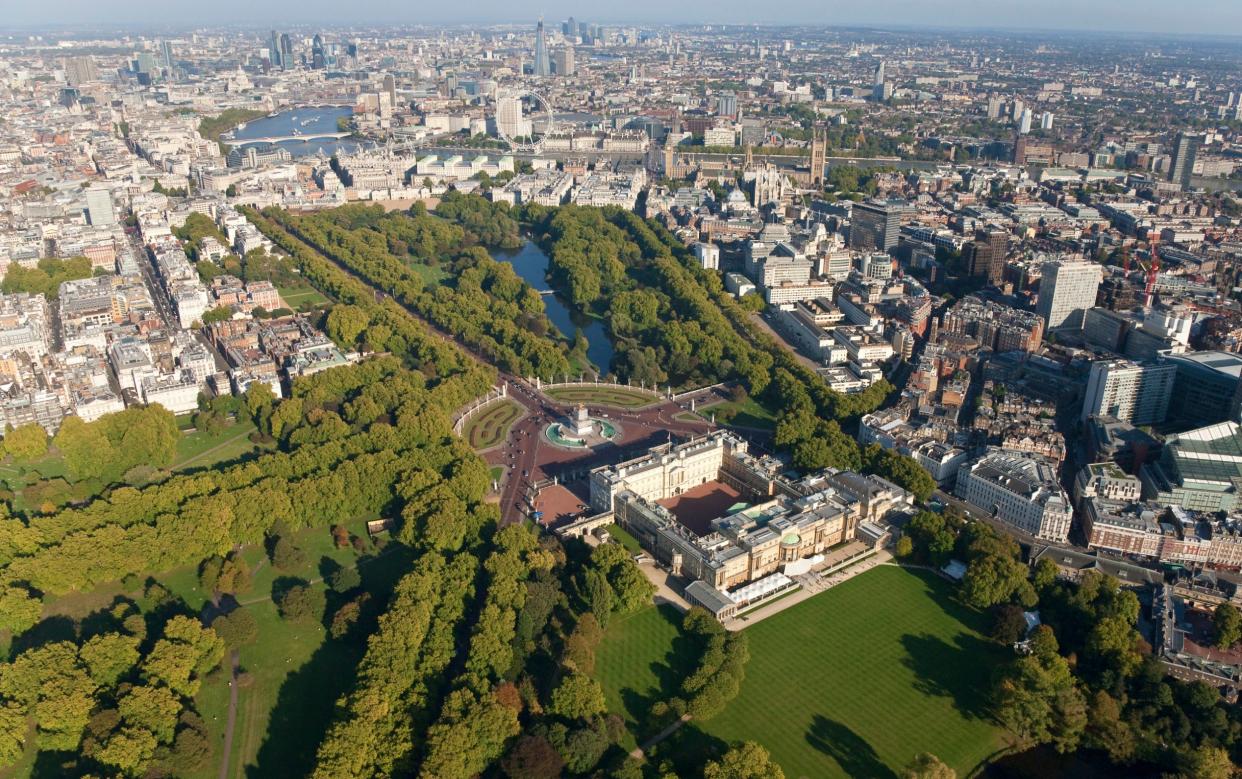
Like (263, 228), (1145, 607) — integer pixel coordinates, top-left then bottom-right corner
(595, 565), (1008, 779)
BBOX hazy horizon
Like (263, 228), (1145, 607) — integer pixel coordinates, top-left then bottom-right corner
(6, 0), (1242, 38)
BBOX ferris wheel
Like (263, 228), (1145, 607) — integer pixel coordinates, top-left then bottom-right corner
(495, 89), (556, 153)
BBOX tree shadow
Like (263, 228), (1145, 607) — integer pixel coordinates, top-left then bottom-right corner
(244, 631), (364, 778)
(10, 615), (76, 656)
(805, 715), (897, 779)
(245, 546), (413, 778)
(900, 632), (996, 722)
(30, 749), (77, 779)
(317, 555), (343, 582)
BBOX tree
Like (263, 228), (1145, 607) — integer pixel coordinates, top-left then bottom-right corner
(1214, 603), (1242, 649)
(328, 593), (369, 639)
(211, 609), (259, 648)
(895, 535), (914, 558)
(501, 735), (564, 779)
(79, 633), (141, 687)
(993, 640), (1087, 753)
(1180, 746), (1235, 779)
(0, 587), (43, 635)
(328, 566), (361, 594)
(902, 753), (956, 779)
(201, 306), (233, 324)
(704, 741), (786, 779)
(53, 415), (114, 481)
(270, 536), (306, 571)
(990, 604), (1029, 645)
(1031, 558), (1058, 591)
(96, 726), (158, 776)
(117, 685), (180, 743)
(548, 673), (606, 721)
(0, 704), (25, 768)
(200, 554), (251, 596)
(962, 554), (1033, 609)
(3, 423), (48, 462)
(275, 583), (325, 624)
(1084, 690), (1135, 764)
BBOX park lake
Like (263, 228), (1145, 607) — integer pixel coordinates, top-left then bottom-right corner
(491, 240), (615, 374)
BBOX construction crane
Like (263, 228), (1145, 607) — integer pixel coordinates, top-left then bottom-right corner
(1135, 256), (1161, 307)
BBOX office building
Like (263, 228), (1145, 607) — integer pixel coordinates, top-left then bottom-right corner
(849, 199), (911, 252)
(716, 92), (738, 118)
(63, 56), (97, 87)
(382, 74), (396, 107)
(279, 34), (294, 68)
(84, 188), (116, 227)
(1036, 258), (1101, 330)
(268, 31), (282, 68)
(963, 227), (1008, 285)
(1169, 132), (1200, 190)
(311, 34), (326, 70)
(1163, 352), (1242, 428)
(554, 47), (575, 77)
(533, 20), (550, 77)
(495, 96), (530, 140)
(955, 449), (1072, 542)
(1080, 360), (1176, 425)
(1141, 422), (1242, 513)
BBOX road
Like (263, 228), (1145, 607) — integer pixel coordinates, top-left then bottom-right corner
(751, 311), (823, 371)
(125, 229), (180, 327)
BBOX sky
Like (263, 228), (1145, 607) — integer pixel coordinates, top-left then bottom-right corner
(6, 0), (1242, 37)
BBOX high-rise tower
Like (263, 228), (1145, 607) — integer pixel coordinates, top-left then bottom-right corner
(533, 19), (550, 77)
(1169, 132), (1200, 191)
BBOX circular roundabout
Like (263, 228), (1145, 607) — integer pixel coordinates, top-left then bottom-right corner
(544, 405), (621, 449)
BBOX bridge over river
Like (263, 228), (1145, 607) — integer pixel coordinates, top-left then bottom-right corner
(222, 131), (350, 146)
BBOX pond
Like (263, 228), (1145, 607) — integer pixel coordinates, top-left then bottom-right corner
(490, 241), (615, 375)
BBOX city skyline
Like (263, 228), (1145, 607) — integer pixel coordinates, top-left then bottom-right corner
(5, 0), (1242, 36)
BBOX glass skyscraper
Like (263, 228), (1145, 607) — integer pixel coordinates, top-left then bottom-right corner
(533, 20), (550, 77)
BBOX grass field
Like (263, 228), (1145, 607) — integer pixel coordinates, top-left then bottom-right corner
(605, 524), (643, 555)
(174, 420), (262, 471)
(597, 566), (1006, 779)
(593, 605), (695, 750)
(405, 262), (448, 287)
(693, 567), (1004, 778)
(699, 395), (778, 430)
(544, 385), (660, 408)
(277, 285), (330, 310)
(463, 399), (523, 450)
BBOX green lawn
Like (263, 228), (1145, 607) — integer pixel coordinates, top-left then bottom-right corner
(544, 385), (660, 408)
(605, 524), (642, 555)
(594, 605), (696, 750)
(405, 262), (448, 286)
(686, 566), (1005, 779)
(596, 567), (1006, 779)
(462, 399), (522, 450)
(699, 395), (778, 430)
(174, 420), (262, 471)
(277, 285), (330, 310)
(182, 517), (397, 779)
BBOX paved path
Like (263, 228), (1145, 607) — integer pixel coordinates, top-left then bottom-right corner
(217, 650), (241, 779)
(630, 714), (692, 760)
